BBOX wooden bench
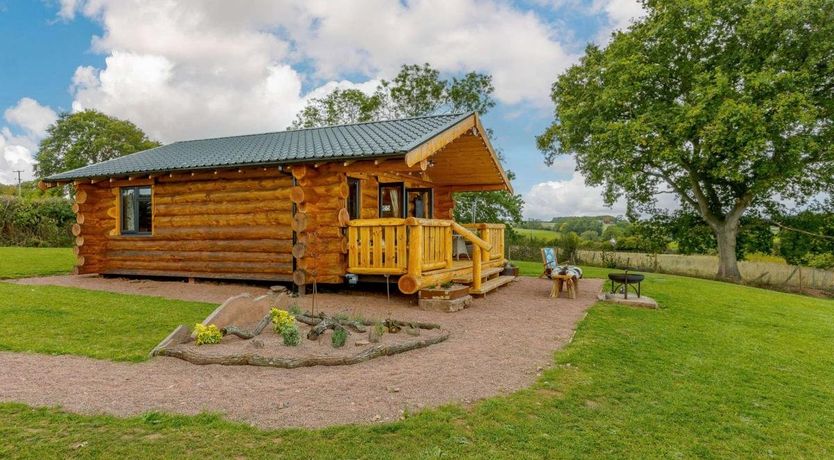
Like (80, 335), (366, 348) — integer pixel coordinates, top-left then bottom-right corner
(549, 273), (578, 299)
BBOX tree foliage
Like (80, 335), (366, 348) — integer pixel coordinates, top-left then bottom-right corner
(291, 63), (521, 226)
(290, 64), (496, 129)
(538, 0), (834, 280)
(35, 110), (160, 178)
(777, 205), (834, 268)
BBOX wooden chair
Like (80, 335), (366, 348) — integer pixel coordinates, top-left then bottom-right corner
(539, 247), (558, 279)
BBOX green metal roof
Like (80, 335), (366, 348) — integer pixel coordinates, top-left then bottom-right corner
(45, 112), (472, 181)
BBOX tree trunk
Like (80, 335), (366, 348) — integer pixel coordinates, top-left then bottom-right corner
(714, 221), (741, 281)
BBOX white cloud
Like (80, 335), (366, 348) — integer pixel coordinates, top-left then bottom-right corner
(294, 0), (576, 105)
(593, 0), (645, 42)
(0, 98), (58, 183)
(4, 97), (58, 139)
(55, 0), (576, 145)
(57, 0), (79, 20)
(524, 173), (626, 219)
(523, 156), (679, 219)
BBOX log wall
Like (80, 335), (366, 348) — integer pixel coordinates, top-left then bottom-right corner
(290, 165), (350, 286)
(72, 169), (295, 282)
(70, 159), (467, 285)
(434, 186), (455, 220)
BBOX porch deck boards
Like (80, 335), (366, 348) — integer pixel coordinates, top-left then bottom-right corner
(451, 267), (503, 284)
(469, 275), (516, 296)
(423, 259), (514, 295)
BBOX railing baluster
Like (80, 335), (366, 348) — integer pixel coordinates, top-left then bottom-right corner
(384, 226), (395, 268)
(372, 226), (383, 268)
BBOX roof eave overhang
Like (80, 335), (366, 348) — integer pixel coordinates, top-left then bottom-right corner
(403, 113), (513, 194)
(39, 152), (411, 188)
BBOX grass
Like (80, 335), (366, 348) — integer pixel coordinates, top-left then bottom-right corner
(0, 246), (75, 278)
(1, 264), (833, 457)
(515, 227), (561, 243)
(0, 283), (214, 362)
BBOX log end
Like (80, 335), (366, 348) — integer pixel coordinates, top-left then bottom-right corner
(293, 269), (308, 286)
(397, 274), (420, 295)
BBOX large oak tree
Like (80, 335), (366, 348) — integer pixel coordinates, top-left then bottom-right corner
(35, 110), (160, 179)
(538, 0), (834, 280)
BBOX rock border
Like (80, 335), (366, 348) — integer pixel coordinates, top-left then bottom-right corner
(155, 329), (450, 368)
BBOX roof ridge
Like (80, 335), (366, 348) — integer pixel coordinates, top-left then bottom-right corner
(171, 111), (471, 145)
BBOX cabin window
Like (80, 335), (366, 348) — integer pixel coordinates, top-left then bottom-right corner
(347, 178), (361, 220)
(379, 183), (405, 218)
(120, 186), (152, 235)
(407, 188), (433, 218)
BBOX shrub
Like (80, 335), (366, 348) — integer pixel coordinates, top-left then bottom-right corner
(333, 312), (350, 321)
(270, 308), (296, 334)
(332, 328), (348, 348)
(806, 253), (834, 270)
(288, 304), (302, 316)
(0, 196), (74, 247)
(282, 325), (300, 346)
(194, 323), (222, 345)
(559, 232), (581, 263)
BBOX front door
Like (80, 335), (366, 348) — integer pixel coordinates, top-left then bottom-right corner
(406, 188), (433, 218)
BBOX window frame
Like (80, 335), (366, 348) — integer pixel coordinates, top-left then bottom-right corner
(378, 182), (406, 218)
(347, 177), (362, 220)
(120, 185), (153, 236)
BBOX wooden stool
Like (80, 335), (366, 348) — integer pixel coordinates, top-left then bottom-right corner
(550, 274), (577, 299)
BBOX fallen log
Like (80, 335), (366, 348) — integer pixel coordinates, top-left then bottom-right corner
(156, 330), (451, 368)
(296, 314), (367, 333)
(306, 317), (348, 340)
(296, 312), (440, 331)
(221, 313), (271, 339)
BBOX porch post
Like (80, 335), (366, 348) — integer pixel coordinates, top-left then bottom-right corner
(472, 246), (482, 292)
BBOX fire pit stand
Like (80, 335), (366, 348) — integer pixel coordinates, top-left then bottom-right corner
(607, 269), (645, 299)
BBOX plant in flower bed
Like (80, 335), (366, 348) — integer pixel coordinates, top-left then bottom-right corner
(194, 323), (222, 345)
(369, 321), (386, 343)
(282, 325), (300, 346)
(331, 328), (348, 348)
(270, 308), (295, 334)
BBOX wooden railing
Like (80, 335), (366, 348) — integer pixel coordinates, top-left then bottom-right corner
(346, 218), (408, 275)
(463, 223), (505, 261)
(347, 218), (504, 294)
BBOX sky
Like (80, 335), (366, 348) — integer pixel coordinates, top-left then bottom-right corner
(0, 0), (647, 219)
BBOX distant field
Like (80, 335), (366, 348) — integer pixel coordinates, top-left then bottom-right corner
(516, 228), (560, 243)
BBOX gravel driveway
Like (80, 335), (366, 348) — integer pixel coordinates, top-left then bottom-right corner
(0, 276), (602, 428)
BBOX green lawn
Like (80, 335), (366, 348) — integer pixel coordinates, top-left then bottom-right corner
(1, 264), (833, 457)
(515, 227), (561, 243)
(0, 247), (75, 278)
(0, 283), (214, 362)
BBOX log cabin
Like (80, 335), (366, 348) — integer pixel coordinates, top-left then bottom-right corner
(41, 112), (515, 295)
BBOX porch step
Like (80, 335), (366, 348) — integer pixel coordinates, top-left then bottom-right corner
(452, 267), (503, 284)
(469, 275), (516, 296)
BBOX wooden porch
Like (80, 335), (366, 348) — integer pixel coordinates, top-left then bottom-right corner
(346, 218), (515, 295)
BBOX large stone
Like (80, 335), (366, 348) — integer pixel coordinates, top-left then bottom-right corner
(596, 292), (658, 309)
(149, 324), (191, 357)
(191, 291), (291, 339)
(418, 294), (472, 313)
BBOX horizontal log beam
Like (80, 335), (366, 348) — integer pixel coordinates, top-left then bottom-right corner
(106, 250), (293, 264)
(106, 238), (293, 253)
(152, 226), (293, 240)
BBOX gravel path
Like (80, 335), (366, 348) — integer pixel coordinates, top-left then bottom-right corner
(0, 276), (602, 428)
(9, 274), (271, 304)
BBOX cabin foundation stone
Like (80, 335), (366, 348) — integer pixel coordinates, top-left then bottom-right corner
(417, 295), (472, 313)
